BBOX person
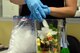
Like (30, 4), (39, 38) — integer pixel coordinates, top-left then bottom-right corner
(10, 0), (77, 28)
(10, 0), (77, 21)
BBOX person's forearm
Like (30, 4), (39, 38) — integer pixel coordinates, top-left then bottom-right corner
(50, 7), (77, 18)
(10, 0), (25, 5)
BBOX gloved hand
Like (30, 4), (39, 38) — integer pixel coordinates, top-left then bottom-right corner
(25, 0), (46, 22)
(29, 13), (43, 22)
(39, 1), (51, 15)
(42, 5), (51, 15)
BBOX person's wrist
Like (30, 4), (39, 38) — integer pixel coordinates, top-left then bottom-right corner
(48, 7), (51, 15)
(44, 5), (51, 15)
(45, 7), (51, 15)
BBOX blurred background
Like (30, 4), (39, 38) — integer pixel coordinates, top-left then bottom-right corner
(0, 0), (80, 52)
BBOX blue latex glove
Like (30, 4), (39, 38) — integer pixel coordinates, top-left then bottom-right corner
(25, 0), (46, 22)
(42, 5), (51, 15)
(29, 13), (43, 22)
(39, 1), (51, 15)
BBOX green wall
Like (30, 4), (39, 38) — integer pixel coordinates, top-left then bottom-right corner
(66, 23), (80, 41)
(0, 21), (13, 46)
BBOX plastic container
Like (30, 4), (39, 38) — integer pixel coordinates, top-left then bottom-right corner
(36, 19), (62, 53)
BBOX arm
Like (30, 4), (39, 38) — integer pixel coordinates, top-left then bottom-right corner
(50, 0), (77, 18)
(10, 0), (25, 5)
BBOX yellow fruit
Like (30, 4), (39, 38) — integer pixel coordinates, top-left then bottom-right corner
(37, 43), (41, 46)
(54, 39), (58, 42)
(41, 40), (44, 44)
(37, 38), (41, 46)
(47, 32), (52, 37)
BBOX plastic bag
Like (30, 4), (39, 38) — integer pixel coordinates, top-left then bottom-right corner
(7, 17), (36, 53)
